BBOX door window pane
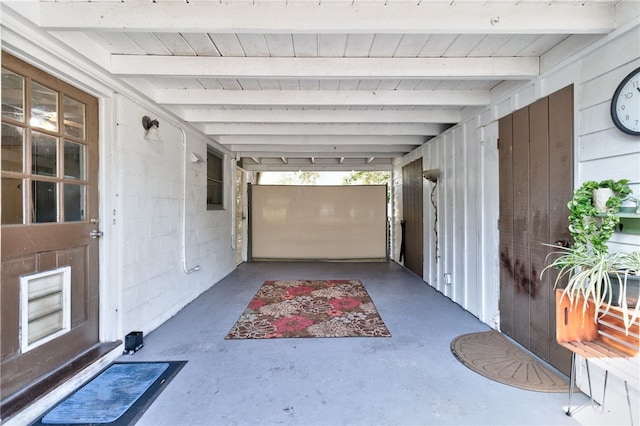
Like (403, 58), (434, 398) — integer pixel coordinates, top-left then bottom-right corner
(63, 96), (85, 139)
(32, 131), (58, 177)
(1, 123), (24, 172)
(31, 81), (58, 132)
(64, 183), (85, 222)
(64, 141), (85, 180)
(2, 68), (24, 122)
(32, 180), (57, 223)
(2, 178), (24, 224)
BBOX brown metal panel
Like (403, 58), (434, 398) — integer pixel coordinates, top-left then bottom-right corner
(547, 85), (574, 375)
(528, 97), (551, 359)
(498, 115), (515, 337)
(402, 158), (423, 277)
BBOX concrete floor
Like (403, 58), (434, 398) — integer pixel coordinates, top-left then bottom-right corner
(125, 261), (604, 426)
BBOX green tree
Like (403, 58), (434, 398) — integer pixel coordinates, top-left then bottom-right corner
(343, 171), (390, 201)
(298, 171), (320, 185)
(343, 171), (390, 186)
(275, 171), (320, 185)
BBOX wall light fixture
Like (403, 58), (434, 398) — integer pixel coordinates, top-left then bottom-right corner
(142, 116), (160, 141)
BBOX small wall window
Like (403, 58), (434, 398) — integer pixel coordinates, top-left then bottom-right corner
(20, 266), (71, 352)
(207, 147), (224, 210)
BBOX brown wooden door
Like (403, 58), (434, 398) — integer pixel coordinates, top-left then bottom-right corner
(1, 52), (100, 398)
(498, 85), (574, 373)
(402, 158), (423, 277)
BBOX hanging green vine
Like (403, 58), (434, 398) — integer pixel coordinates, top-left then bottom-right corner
(567, 179), (631, 254)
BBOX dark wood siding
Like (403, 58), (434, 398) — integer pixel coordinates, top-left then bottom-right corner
(499, 85), (573, 374)
(402, 159), (423, 277)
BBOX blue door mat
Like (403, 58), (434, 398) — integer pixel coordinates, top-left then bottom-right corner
(32, 361), (186, 426)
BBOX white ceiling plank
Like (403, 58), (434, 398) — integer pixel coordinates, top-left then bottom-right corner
(265, 34), (295, 56)
(200, 123), (447, 136)
(154, 89), (490, 106)
(356, 80), (382, 90)
(196, 78), (225, 90)
(94, 32), (145, 55)
(217, 79), (243, 90)
(493, 34), (541, 56)
(394, 34), (430, 57)
(180, 33), (221, 56)
(375, 79), (401, 90)
(319, 34), (347, 57)
(418, 34), (458, 56)
(38, 3), (615, 34)
(279, 79), (301, 90)
(369, 34), (404, 57)
(517, 34), (569, 56)
(111, 56), (540, 79)
(338, 79), (360, 90)
(154, 32), (195, 55)
(258, 79), (282, 90)
(344, 34), (376, 57)
(181, 108), (461, 123)
(237, 79), (263, 90)
(146, 76), (203, 90)
(236, 34), (270, 57)
(208, 33), (245, 56)
(298, 79), (320, 90)
(443, 34), (486, 57)
(292, 34), (318, 57)
(467, 33), (510, 57)
(124, 32), (170, 55)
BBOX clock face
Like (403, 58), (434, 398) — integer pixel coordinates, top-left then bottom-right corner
(611, 67), (640, 136)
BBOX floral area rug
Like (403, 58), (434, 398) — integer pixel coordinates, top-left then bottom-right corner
(225, 279), (391, 339)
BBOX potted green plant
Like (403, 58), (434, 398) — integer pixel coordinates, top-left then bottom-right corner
(542, 179), (638, 331)
(567, 179), (631, 254)
(612, 251), (640, 310)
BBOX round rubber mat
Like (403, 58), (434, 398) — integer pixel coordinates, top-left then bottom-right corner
(451, 330), (571, 392)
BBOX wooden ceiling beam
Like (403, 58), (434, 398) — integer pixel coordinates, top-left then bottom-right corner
(181, 109), (461, 124)
(200, 122), (448, 136)
(112, 56), (539, 79)
(37, 2), (614, 34)
(156, 89), (489, 106)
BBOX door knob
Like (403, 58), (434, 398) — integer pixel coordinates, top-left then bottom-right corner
(90, 230), (104, 239)
(554, 239), (570, 248)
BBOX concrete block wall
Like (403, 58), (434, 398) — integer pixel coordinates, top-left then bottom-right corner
(114, 95), (236, 337)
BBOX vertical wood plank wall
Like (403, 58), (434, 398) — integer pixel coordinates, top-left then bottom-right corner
(498, 86), (573, 372)
(394, 122), (501, 326)
(498, 116), (514, 336)
(402, 159), (423, 277)
(547, 87), (575, 371)
(393, 26), (637, 412)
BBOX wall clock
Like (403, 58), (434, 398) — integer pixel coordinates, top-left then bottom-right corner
(610, 66), (640, 136)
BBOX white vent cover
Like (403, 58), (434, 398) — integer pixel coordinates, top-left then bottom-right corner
(20, 266), (71, 352)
